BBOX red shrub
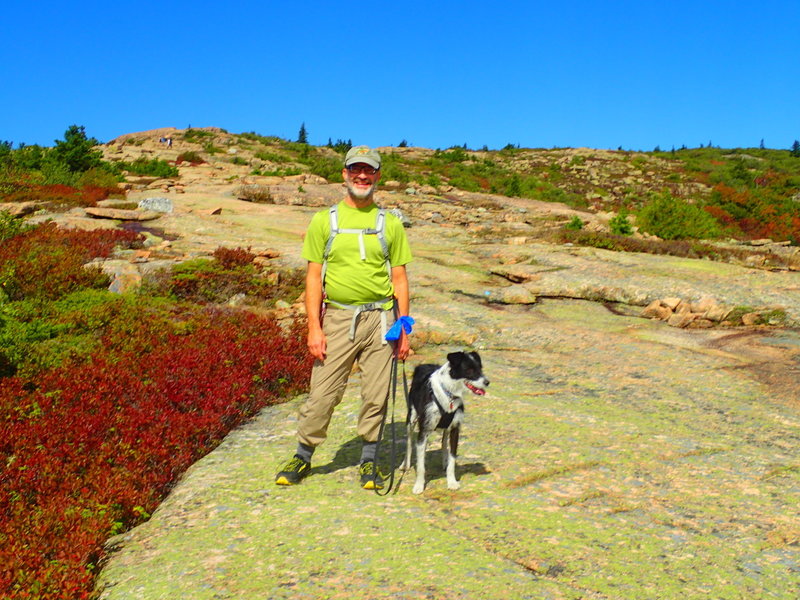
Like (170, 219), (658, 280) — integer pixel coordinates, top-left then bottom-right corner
(79, 185), (119, 205)
(0, 308), (312, 599)
(2, 183), (83, 205)
(0, 223), (142, 300)
(213, 246), (256, 269)
(1, 180), (119, 207)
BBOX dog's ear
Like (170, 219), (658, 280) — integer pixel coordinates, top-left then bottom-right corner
(447, 351), (465, 366)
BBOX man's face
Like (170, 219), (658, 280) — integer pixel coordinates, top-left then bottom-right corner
(343, 162), (381, 200)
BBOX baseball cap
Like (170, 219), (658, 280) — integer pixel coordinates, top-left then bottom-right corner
(344, 145), (381, 170)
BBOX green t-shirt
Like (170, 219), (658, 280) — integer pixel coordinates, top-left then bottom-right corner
(302, 201), (412, 305)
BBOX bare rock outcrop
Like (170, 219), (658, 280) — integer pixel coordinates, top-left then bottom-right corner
(642, 296), (784, 328)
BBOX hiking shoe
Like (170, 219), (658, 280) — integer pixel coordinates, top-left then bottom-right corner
(359, 461), (385, 490)
(275, 456), (311, 486)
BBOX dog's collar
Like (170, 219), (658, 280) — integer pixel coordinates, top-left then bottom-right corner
(430, 370), (458, 412)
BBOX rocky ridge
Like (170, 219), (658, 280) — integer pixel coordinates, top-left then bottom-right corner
(12, 127), (799, 332)
(27, 127), (794, 600)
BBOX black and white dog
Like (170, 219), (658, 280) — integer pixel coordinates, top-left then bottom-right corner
(402, 351), (489, 494)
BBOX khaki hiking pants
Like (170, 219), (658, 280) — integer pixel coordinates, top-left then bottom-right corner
(297, 307), (397, 448)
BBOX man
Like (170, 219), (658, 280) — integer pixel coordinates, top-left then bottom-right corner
(276, 145), (412, 489)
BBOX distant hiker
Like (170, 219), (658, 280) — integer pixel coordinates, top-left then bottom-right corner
(167, 137), (172, 148)
(275, 146), (413, 489)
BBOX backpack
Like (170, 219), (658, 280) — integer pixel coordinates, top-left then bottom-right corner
(320, 205), (394, 342)
(321, 204), (390, 284)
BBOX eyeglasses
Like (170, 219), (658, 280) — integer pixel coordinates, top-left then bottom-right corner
(346, 164), (379, 175)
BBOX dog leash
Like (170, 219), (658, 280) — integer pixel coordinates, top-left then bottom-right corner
(373, 356), (408, 496)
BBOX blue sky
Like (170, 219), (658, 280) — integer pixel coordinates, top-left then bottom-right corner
(2, 0), (798, 151)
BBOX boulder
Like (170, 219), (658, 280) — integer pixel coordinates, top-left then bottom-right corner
(497, 284), (538, 305)
(667, 312), (696, 328)
(0, 201), (39, 216)
(85, 207), (161, 221)
(381, 180), (404, 191)
(687, 319), (715, 329)
(256, 249), (281, 259)
(642, 300), (672, 320)
(146, 179), (176, 189)
(92, 259), (143, 294)
(690, 296), (716, 313)
(704, 305), (732, 322)
(138, 197), (174, 213)
(741, 312), (762, 326)
(97, 199), (138, 210)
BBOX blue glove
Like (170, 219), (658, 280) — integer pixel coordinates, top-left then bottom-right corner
(385, 316), (415, 341)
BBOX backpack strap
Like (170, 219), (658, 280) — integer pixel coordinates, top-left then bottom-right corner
(321, 206), (391, 286)
(320, 205), (339, 286)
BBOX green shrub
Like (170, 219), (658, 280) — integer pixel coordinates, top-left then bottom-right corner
(379, 154), (411, 184)
(145, 257), (305, 307)
(306, 155), (343, 182)
(203, 142), (222, 155)
(0, 210), (33, 242)
(176, 151), (204, 164)
(436, 147), (469, 163)
(250, 167), (303, 177)
(609, 210), (633, 235)
(565, 215), (584, 230)
(78, 166), (123, 188)
(255, 150), (290, 163)
(182, 128), (215, 143)
(636, 192), (722, 240)
(505, 174), (522, 197)
(117, 157), (179, 178)
(424, 173), (442, 188)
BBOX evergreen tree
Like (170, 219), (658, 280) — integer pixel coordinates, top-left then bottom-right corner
(0, 140), (12, 166)
(297, 123), (308, 144)
(50, 125), (102, 173)
(791, 140), (800, 157)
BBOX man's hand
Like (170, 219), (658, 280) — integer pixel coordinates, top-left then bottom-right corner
(308, 326), (327, 361)
(394, 330), (410, 361)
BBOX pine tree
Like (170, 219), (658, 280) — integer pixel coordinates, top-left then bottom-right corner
(791, 140), (800, 157)
(50, 125), (102, 173)
(297, 123), (308, 144)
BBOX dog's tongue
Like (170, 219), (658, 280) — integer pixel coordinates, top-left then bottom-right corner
(466, 383), (486, 396)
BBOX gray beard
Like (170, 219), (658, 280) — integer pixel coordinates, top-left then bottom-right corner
(345, 178), (377, 201)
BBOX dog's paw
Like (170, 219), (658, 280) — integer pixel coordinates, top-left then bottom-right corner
(447, 480), (461, 491)
(412, 482), (425, 494)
